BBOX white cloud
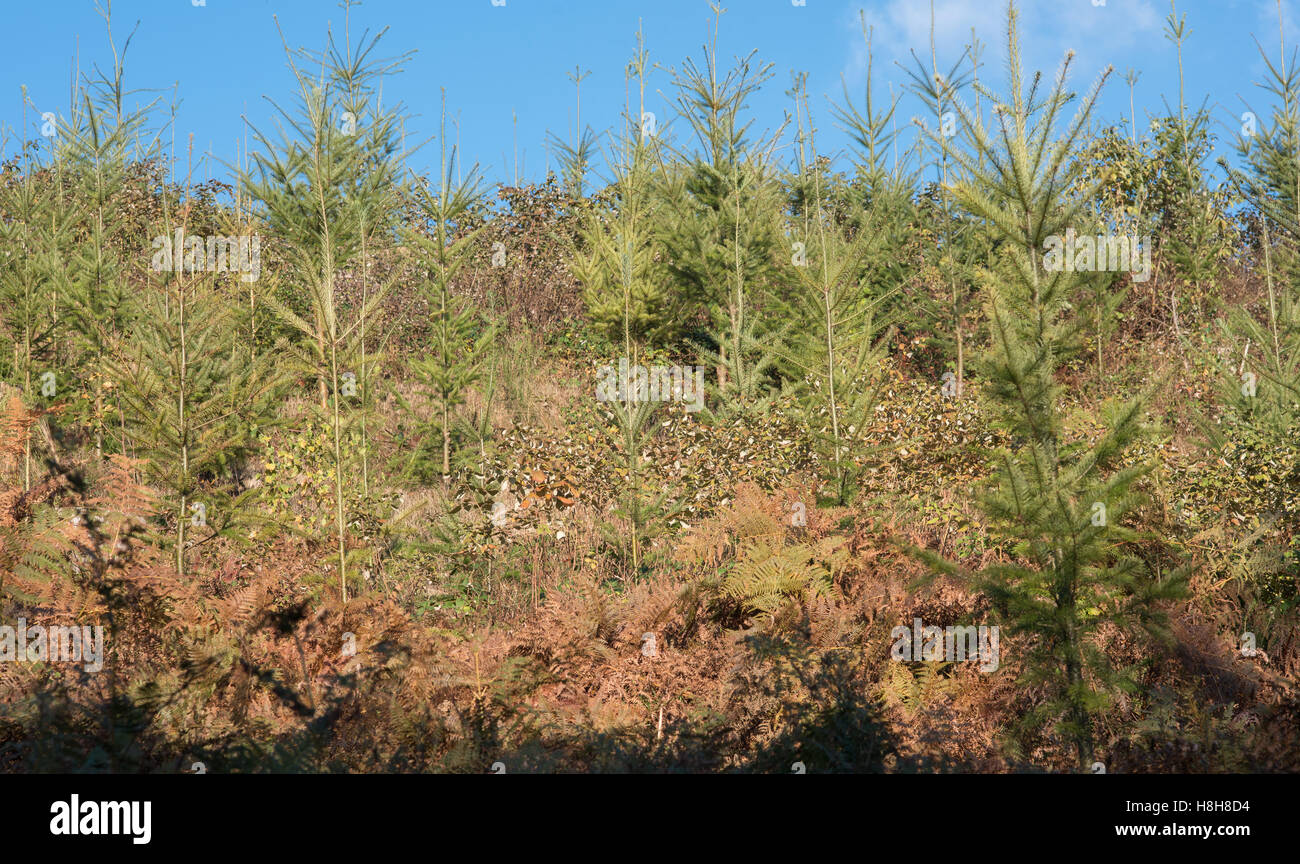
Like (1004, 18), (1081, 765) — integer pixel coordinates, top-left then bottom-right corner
(842, 0), (1163, 92)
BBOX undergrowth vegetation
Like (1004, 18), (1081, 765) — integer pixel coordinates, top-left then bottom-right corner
(0, 1), (1296, 773)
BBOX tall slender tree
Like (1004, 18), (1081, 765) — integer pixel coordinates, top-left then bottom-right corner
(402, 93), (495, 485)
(0, 99), (76, 489)
(920, 2), (1185, 770)
(114, 141), (281, 577)
(1222, 0), (1300, 431)
(657, 4), (787, 405)
(575, 32), (681, 577)
(775, 100), (893, 506)
(241, 14), (406, 601)
(902, 1), (975, 398)
(57, 4), (160, 461)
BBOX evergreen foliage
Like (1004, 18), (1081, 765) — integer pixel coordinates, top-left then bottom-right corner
(402, 97), (495, 485)
(918, 3), (1187, 769)
(240, 13), (406, 600)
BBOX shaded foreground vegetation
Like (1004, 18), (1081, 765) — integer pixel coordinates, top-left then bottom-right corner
(0, 1), (1297, 773)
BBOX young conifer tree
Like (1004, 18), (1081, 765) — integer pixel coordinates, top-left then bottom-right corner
(921, 2), (1185, 770)
(831, 15), (908, 201)
(777, 84), (893, 506)
(402, 93), (495, 485)
(831, 14), (917, 260)
(1222, 0), (1300, 432)
(1209, 0), (1300, 601)
(574, 25), (675, 347)
(57, 7), (160, 461)
(330, 11), (410, 497)
(241, 16), (406, 601)
(0, 97), (76, 490)
(577, 33), (680, 577)
(548, 65), (600, 197)
(113, 142), (282, 578)
(902, 2), (977, 398)
(1159, 1), (1231, 326)
(657, 5), (787, 406)
(828, 17), (921, 379)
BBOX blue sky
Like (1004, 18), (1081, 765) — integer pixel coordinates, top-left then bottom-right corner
(1, 0), (1297, 191)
